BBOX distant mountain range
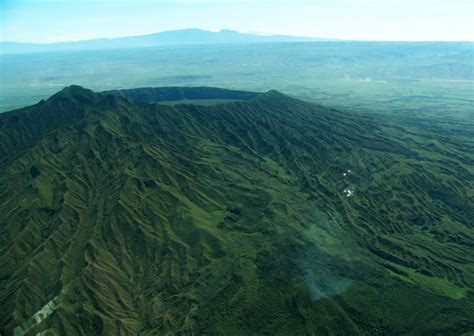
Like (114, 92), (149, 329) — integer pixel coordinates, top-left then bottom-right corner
(0, 29), (333, 54)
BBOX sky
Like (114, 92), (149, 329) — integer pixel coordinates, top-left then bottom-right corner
(1, 0), (473, 43)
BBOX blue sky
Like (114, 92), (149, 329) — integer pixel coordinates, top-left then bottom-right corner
(1, 0), (473, 43)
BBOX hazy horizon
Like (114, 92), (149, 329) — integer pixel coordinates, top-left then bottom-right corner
(2, 27), (474, 45)
(1, 0), (473, 43)
(1, 28), (325, 44)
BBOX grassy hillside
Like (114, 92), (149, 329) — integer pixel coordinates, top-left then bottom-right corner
(0, 86), (473, 335)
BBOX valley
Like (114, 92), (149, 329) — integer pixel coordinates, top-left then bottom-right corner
(1, 42), (473, 122)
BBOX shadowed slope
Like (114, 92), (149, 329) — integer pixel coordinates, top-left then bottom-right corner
(0, 86), (473, 335)
(102, 86), (259, 104)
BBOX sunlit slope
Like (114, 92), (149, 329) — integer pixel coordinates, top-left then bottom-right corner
(0, 86), (473, 335)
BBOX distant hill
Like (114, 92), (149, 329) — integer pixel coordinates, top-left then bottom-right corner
(1, 85), (473, 335)
(0, 28), (333, 54)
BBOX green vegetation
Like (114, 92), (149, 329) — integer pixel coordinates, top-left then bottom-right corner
(0, 86), (472, 335)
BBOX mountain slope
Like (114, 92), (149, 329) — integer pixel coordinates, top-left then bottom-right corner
(0, 29), (330, 54)
(0, 86), (473, 335)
